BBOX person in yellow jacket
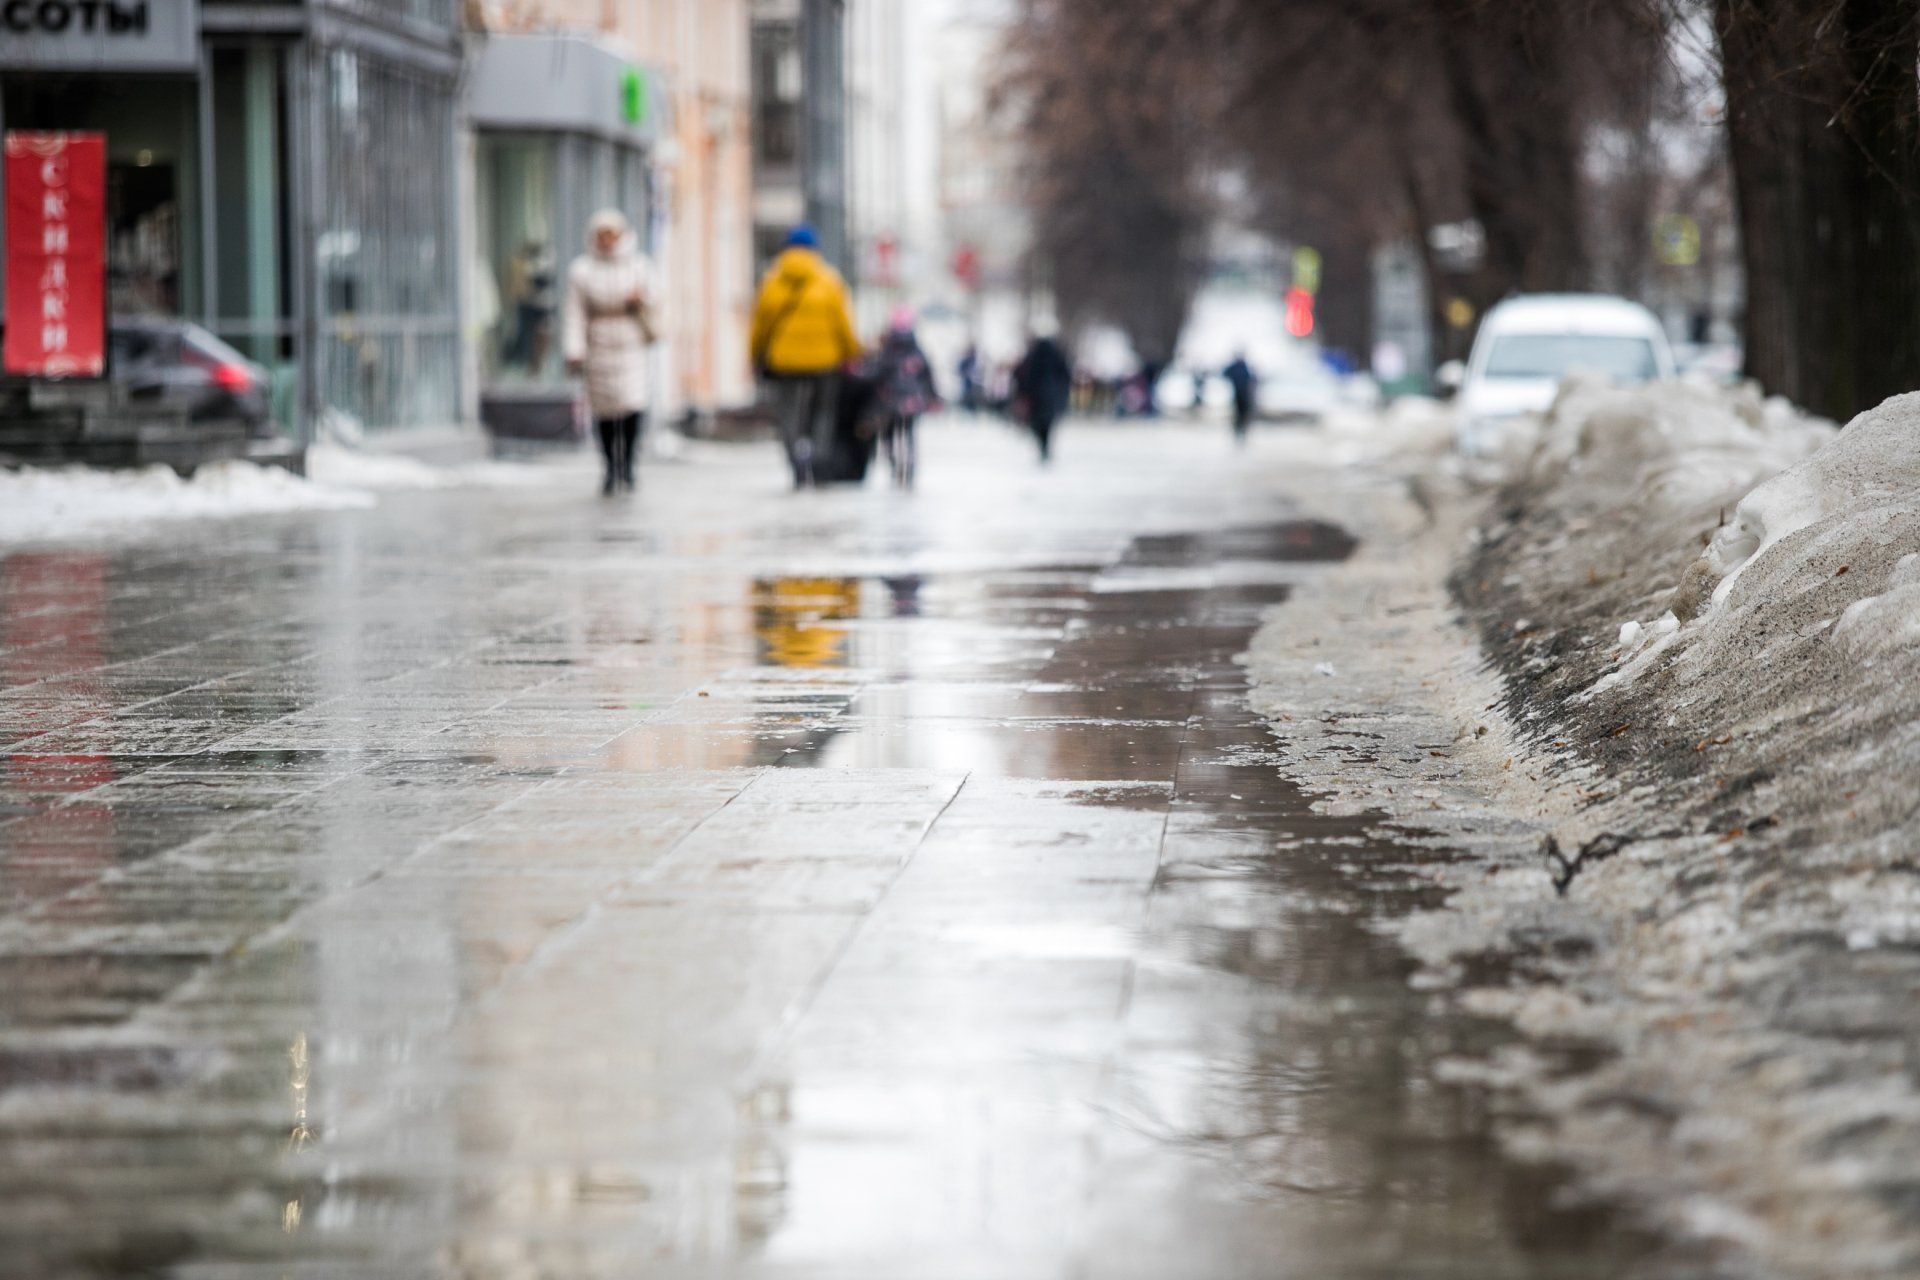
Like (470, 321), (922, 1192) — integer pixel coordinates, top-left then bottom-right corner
(751, 225), (861, 487)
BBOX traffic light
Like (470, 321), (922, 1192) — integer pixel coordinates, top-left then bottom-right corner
(1285, 287), (1315, 338)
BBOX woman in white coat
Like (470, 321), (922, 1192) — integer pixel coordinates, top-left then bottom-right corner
(563, 209), (656, 494)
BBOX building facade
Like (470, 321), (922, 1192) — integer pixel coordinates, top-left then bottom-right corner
(1, 0), (468, 439)
(845, 0), (908, 333)
(472, 0), (757, 423)
(464, 31), (661, 439)
(1, 0), (756, 453)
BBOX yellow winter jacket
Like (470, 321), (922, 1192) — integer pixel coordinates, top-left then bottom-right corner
(751, 248), (860, 375)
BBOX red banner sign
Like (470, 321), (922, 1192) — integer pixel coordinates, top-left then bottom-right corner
(4, 131), (107, 378)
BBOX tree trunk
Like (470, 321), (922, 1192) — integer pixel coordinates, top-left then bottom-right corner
(1315, 236), (1375, 366)
(1835, 0), (1920, 414)
(1394, 142), (1457, 365)
(1434, 2), (1589, 295)
(1718, 0), (1920, 421)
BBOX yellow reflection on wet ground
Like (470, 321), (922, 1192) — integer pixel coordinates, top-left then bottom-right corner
(0, 423), (1675, 1278)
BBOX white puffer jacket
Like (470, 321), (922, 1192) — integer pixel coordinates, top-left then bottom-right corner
(562, 243), (655, 419)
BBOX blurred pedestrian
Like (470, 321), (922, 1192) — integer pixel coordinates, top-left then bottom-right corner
(957, 344), (982, 414)
(1223, 351), (1258, 442)
(502, 240), (556, 373)
(563, 209), (656, 495)
(1012, 327), (1073, 464)
(751, 225), (860, 488)
(872, 306), (940, 488)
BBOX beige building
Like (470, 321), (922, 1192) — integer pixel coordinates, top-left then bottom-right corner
(468, 0), (757, 428)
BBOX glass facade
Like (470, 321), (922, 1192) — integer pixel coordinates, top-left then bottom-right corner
(2, 76), (203, 318)
(323, 0), (460, 29)
(3, 12), (650, 441)
(477, 136), (559, 386)
(314, 46), (460, 431)
(476, 131), (651, 393)
(210, 44), (296, 428)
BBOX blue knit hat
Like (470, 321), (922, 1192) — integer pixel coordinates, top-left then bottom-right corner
(785, 223), (819, 249)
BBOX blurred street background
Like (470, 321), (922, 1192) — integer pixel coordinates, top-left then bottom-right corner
(4, 2), (1920, 1277)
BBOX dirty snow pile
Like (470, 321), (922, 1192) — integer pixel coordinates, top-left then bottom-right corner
(1441, 381), (1920, 1274)
(1316, 395), (1457, 465)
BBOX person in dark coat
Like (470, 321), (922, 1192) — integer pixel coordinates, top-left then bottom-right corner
(1012, 329), (1073, 463)
(1223, 352), (1258, 442)
(872, 306), (940, 487)
(957, 344), (983, 414)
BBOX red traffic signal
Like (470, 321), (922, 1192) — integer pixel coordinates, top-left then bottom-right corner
(1284, 287), (1315, 338)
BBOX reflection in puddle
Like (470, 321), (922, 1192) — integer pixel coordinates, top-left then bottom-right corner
(752, 576), (862, 668)
(0, 461), (1681, 1278)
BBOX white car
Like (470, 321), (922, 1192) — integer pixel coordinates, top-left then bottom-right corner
(1446, 294), (1675, 454)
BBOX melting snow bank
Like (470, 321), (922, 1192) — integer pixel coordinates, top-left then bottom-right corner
(1247, 385), (1920, 1278)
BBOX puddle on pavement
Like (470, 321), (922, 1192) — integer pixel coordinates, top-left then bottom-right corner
(724, 520), (1674, 1279)
(0, 491), (1686, 1277)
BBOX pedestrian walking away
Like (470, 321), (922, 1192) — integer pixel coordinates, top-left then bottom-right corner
(957, 344), (983, 414)
(563, 209), (657, 495)
(872, 306), (940, 488)
(1223, 351), (1258, 442)
(751, 224), (861, 488)
(1012, 327), (1073, 464)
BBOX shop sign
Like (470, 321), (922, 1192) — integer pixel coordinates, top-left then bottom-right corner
(4, 132), (108, 379)
(0, 0), (198, 72)
(622, 68), (648, 127)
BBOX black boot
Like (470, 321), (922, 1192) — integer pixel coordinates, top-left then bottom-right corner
(620, 414), (640, 490)
(598, 419), (620, 495)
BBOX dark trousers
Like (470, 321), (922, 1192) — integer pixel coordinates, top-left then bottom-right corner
(597, 412), (642, 490)
(1232, 397), (1254, 439)
(772, 374), (840, 487)
(1030, 410), (1058, 462)
(883, 413), (917, 486)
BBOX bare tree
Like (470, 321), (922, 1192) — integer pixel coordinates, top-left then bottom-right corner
(1716, 0), (1920, 420)
(997, 0), (1920, 414)
(996, 0), (1221, 363)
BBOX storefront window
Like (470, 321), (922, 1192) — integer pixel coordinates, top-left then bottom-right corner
(475, 131), (652, 393)
(2, 76), (202, 318)
(210, 44), (296, 430)
(321, 0), (459, 29)
(477, 136), (559, 386)
(314, 47), (459, 431)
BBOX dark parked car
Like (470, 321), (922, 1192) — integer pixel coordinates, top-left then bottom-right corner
(110, 317), (274, 438)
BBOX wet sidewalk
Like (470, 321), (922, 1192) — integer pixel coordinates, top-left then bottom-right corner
(0, 423), (1652, 1278)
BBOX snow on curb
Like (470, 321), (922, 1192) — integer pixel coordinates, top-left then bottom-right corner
(1245, 382), (1920, 1276)
(1443, 380), (1920, 1276)
(0, 460), (374, 543)
(0, 444), (569, 544)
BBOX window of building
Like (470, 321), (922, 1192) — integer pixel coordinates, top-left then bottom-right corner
(314, 47), (459, 431)
(2, 76), (202, 318)
(475, 131), (652, 393)
(210, 43), (296, 429)
(476, 136), (559, 387)
(752, 23), (801, 170)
